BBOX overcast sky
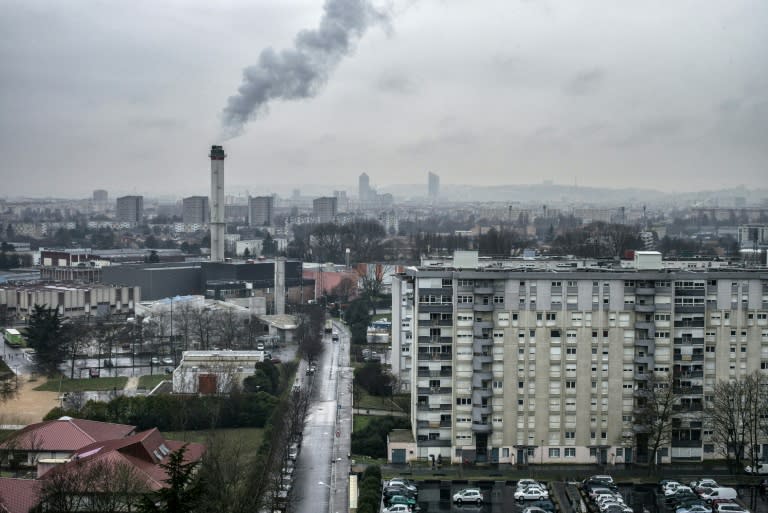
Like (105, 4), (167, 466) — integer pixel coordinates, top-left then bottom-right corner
(1, 0), (767, 199)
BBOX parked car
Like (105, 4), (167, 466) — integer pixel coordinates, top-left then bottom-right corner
(529, 499), (556, 512)
(150, 357), (160, 365)
(515, 486), (549, 501)
(453, 488), (483, 505)
(714, 504), (749, 513)
(666, 486), (694, 497)
(518, 479), (542, 490)
(388, 478), (418, 493)
(522, 507), (549, 513)
(387, 495), (417, 508)
(745, 463), (768, 475)
(161, 357), (173, 365)
(699, 488), (738, 503)
(383, 505), (411, 513)
(690, 479), (719, 490)
(676, 504), (713, 513)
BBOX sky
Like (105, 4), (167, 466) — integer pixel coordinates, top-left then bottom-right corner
(1, 0), (767, 199)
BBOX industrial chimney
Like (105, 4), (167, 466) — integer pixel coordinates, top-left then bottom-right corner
(209, 145), (226, 262)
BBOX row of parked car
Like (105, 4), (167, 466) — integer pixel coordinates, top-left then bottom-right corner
(661, 479), (748, 513)
(382, 477), (419, 512)
(582, 475), (632, 513)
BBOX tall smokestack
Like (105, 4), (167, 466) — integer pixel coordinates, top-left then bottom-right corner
(209, 145), (226, 262)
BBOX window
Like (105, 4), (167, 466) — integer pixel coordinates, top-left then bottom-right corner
(565, 380), (576, 389)
(458, 295), (473, 303)
(493, 295), (504, 304)
(552, 281), (562, 287)
(456, 397), (472, 405)
(546, 312), (557, 321)
(548, 448), (560, 458)
(565, 447), (576, 457)
(566, 347), (577, 356)
(565, 431), (575, 439)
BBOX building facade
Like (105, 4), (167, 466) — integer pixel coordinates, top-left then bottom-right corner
(182, 196), (209, 225)
(313, 197), (338, 223)
(428, 172), (439, 201)
(249, 196), (274, 227)
(115, 195), (144, 224)
(391, 251), (768, 466)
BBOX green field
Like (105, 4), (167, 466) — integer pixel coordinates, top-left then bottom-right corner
(164, 427), (264, 456)
(356, 389), (403, 412)
(138, 374), (167, 390)
(353, 414), (375, 433)
(34, 376), (128, 392)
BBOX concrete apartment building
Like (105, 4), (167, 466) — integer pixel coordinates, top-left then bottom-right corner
(313, 197), (338, 223)
(182, 196), (209, 226)
(391, 251), (768, 466)
(248, 196), (274, 227)
(115, 195), (144, 224)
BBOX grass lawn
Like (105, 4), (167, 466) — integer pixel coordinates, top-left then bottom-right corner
(34, 376), (128, 392)
(0, 359), (11, 374)
(353, 414), (376, 433)
(164, 427), (264, 456)
(356, 389), (403, 412)
(138, 374), (167, 390)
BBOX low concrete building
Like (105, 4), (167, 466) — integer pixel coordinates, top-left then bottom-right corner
(172, 350), (267, 394)
(387, 429), (417, 464)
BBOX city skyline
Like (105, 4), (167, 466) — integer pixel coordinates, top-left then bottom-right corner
(1, 0), (767, 196)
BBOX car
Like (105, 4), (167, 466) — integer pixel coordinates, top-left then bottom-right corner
(589, 488), (616, 500)
(387, 495), (417, 508)
(529, 499), (556, 512)
(714, 505), (748, 513)
(666, 486), (694, 497)
(518, 479), (542, 490)
(383, 505), (411, 513)
(602, 505), (633, 513)
(515, 487), (549, 501)
(690, 479), (719, 490)
(256, 343), (265, 350)
(523, 507), (549, 513)
(161, 357), (173, 365)
(676, 505), (713, 513)
(745, 463), (768, 475)
(590, 475), (615, 485)
(388, 478), (418, 493)
(453, 488), (483, 505)
(150, 357), (160, 365)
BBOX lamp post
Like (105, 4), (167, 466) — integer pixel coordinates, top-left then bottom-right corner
(318, 481), (334, 513)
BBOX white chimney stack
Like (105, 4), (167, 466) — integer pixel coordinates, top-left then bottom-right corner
(209, 145), (226, 262)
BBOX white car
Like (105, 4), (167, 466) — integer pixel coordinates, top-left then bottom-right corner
(161, 357), (174, 365)
(383, 505), (411, 513)
(517, 479), (541, 490)
(716, 505), (748, 513)
(745, 463), (768, 475)
(453, 488), (483, 504)
(515, 486), (549, 501)
(665, 485), (693, 496)
(690, 479), (718, 490)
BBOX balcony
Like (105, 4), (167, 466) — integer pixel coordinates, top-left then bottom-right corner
(674, 320), (704, 328)
(419, 439), (451, 447)
(636, 287), (656, 295)
(635, 304), (656, 313)
(671, 439), (703, 448)
(635, 321), (655, 330)
(474, 286), (494, 294)
(675, 289), (705, 296)
(675, 306), (705, 313)
(673, 338), (704, 345)
(673, 403), (704, 412)
(655, 303), (672, 312)
(674, 354), (704, 362)
(420, 303), (453, 313)
(673, 386), (703, 395)
(473, 303), (494, 312)
(471, 422), (492, 433)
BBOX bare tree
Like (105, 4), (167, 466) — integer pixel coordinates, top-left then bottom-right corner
(193, 308), (215, 350)
(357, 263), (392, 315)
(174, 302), (197, 352)
(65, 319), (92, 379)
(634, 372), (676, 473)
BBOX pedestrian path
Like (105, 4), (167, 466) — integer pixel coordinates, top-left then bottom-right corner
(124, 376), (139, 393)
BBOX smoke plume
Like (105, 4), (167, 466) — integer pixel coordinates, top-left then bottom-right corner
(221, 0), (388, 139)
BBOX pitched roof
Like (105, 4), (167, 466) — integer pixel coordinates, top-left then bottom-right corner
(0, 417), (136, 452)
(47, 428), (205, 491)
(0, 478), (41, 513)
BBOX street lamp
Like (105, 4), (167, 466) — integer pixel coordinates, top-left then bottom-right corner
(318, 481), (335, 513)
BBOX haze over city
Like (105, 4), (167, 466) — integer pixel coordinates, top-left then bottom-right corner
(1, 0), (767, 197)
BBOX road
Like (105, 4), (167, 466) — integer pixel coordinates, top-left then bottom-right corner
(293, 320), (352, 513)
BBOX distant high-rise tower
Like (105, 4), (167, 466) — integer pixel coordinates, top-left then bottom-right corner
(249, 196), (274, 227)
(313, 197), (338, 223)
(182, 196), (210, 225)
(358, 173), (370, 203)
(333, 190), (349, 213)
(93, 189), (108, 202)
(428, 172), (440, 201)
(116, 195), (143, 224)
(209, 145), (226, 262)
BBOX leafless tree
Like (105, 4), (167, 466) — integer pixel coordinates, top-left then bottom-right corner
(213, 308), (242, 350)
(634, 372), (676, 473)
(38, 459), (149, 512)
(65, 319), (92, 379)
(174, 302), (197, 352)
(193, 308), (215, 350)
(357, 263), (392, 315)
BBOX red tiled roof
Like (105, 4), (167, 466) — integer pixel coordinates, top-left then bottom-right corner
(0, 417), (135, 452)
(46, 428), (205, 491)
(0, 478), (41, 513)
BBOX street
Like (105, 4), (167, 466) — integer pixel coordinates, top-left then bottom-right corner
(293, 320), (352, 513)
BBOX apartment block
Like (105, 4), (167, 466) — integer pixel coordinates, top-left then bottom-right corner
(391, 251), (768, 466)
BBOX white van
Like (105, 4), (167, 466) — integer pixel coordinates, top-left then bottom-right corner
(699, 487), (738, 503)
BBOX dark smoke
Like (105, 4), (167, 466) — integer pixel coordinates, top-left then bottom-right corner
(221, 0), (388, 139)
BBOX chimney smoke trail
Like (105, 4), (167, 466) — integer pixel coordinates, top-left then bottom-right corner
(221, 0), (387, 139)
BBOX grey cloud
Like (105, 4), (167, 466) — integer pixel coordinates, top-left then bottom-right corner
(221, 0), (388, 139)
(401, 129), (476, 156)
(376, 71), (417, 95)
(563, 68), (604, 96)
(608, 117), (685, 147)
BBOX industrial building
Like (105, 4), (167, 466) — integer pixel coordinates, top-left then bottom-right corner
(0, 283), (139, 321)
(172, 350), (268, 395)
(391, 250), (768, 466)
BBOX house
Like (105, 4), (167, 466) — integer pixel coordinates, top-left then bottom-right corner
(0, 428), (205, 513)
(0, 416), (136, 469)
(0, 479), (41, 513)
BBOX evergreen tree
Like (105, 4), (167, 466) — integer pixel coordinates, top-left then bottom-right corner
(26, 304), (68, 376)
(140, 445), (202, 513)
